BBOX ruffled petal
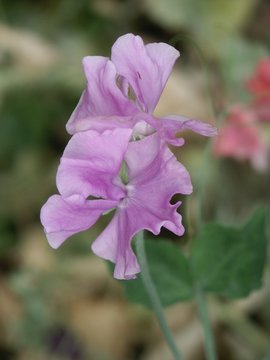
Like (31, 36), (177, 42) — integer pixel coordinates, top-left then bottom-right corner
(40, 194), (117, 249)
(126, 134), (192, 234)
(125, 133), (193, 195)
(111, 34), (179, 113)
(91, 209), (141, 280)
(92, 134), (193, 280)
(66, 56), (137, 134)
(57, 129), (132, 200)
(141, 114), (217, 145)
(92, 196), (185, 281)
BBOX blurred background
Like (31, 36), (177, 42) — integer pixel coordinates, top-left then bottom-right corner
(0, 0), (270, 359)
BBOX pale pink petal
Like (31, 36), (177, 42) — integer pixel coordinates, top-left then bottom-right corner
(225, 104), (256, 125)
(253, 95), (270, 122)
(213, 124), (260, 159)
(247, 59), (270, 94)
(40, 194), (117, 249)
(111, 34), (179, 113)
(57, 129), (132, 200)
(251, 148), (269, 172)
(66, 56), (137, 134)
(246, 59), (270, 122)
(213, 120), (268, 172)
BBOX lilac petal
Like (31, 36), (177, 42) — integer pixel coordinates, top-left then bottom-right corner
(125, 134), (193, 234)
(91, 210), (141, 280)
(66, 56), (137, 134)
(111, 34), (179, 113)
(141, 114), (217, 145)
(66, 115), (136, 134)
(66, 90), (91, 135)
(57, 129), (132, 200)
(67, 114), (154, 139)
(92, 197), (184, 281)
(146, 42), (180, 95)
(162, 115), (218, 137)
(92, 134), (193, 280)
(125, 133), (192, 195)
(82, 56), (137, 116)
(40, 194), (117, 249)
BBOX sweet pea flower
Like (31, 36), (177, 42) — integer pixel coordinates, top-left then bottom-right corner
(40, 128), (192, 280)
(213, 105), (268, 171)
(247, 58), (270, 122)
(66, 33), (216, 145)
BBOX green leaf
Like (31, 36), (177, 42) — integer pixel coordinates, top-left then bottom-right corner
(119, 239), (193, 308)
(191, 208), (267, 298)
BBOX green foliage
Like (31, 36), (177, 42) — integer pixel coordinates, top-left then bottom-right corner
(0, 218), (18, 257)
(121, 209), (267, 307)
(0, 85), (73, 166)
(1, 0), (107, 37)
(191, 208), (267, 298)
(9, 270), (54, 349)
(122, 239), (193, 308)
(144, 0), (256, 57)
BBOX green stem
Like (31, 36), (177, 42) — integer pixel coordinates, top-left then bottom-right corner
(195, 286), (218, 360)
(135, 232), (184, 360)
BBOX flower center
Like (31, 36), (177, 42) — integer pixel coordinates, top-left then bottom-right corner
(117, 161), (135, 208)
(118, 184), (134, 209)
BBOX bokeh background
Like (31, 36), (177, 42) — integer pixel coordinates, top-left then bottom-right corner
(0, 1), (270, 359)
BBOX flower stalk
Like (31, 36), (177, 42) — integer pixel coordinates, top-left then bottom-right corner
(135, 232), (184, 360)
(195, 286), (218, 360)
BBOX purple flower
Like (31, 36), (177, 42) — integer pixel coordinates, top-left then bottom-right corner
(66, 33), (217, 144)
(40, 128), (192, 279)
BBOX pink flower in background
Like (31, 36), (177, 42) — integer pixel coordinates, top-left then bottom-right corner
(40, 129), (192, 280)
(252, 95), (270, 121)
(213, 105), (268, 171)
(247, 59), (270, 94)
(66, 33), (216, 145)
(247, 58), (270, 121)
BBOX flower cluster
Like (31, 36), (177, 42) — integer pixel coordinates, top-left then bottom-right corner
(41, 34), (216, 279)
(213, 58), (270, 172)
